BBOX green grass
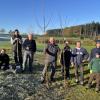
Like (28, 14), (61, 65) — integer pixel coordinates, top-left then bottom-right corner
(0, 40), (100, 99)
(36, 42), (95, 53)
(0, 41), (11, 49)
(35, 53), (100, 100)
(0, 41), (95, 53)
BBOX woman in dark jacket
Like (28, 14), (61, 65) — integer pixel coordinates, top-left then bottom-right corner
(11, 29), (23, 67)
(60, 41), (72, 80)
(0, 49), (9, 70)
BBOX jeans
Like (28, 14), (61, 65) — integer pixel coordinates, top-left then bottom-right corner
(23, 50), (34, 72)
(74, 63), (84, 82)
(42, 61), (56, 81)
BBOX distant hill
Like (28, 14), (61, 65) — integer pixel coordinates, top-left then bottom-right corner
(46, 21), (100, 39)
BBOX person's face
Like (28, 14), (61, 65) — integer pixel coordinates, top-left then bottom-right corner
(49, 37), (55, 44)
(14, 31), (18, 36)
(96, 54), (100, 58)
(96, 43), (100, 48)
(65, 41), (69, 46)
(28, 34), (33, 40)
(76, 42), (81, 48)
(1, 49), (5, 54)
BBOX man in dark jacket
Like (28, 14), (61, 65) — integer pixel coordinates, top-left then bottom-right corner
(72, 41), (89, 85)
(0, 49), (9, 70)
(23, 34), (36, 72)
(41, 37), (60, 83)
(11, 29), (23, 67)
(90, 40), (100, 61)
(60, 41), (72, 80)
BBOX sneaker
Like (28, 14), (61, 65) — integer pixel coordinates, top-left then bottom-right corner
(50, 78), (55, 82)
(80, 81), (84, 85)
(41, 77), (45, 84)
(75, 79), (79, 83)
(41, 80), (45, 84)
(95, 88), (99, 92)
(67, 77), (70, 80)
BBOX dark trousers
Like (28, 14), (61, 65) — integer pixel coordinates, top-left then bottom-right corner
(42, 61), (56, 80)
(0, 60), (9, 70)
(74, 63), (84, 82)
(14, 51), (23, 66)
(88, 73), (100, 89)
(61, 64), (70, 79)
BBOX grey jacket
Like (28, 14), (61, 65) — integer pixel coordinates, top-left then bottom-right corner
(72, 47), (89, 64)
(45, 43), (60, 63)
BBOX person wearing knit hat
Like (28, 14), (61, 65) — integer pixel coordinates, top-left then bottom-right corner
(87, 51), (100, 92)
(90, 40), (100, 61)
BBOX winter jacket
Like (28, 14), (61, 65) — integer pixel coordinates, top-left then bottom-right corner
(0, 53), (9, 63)
(72, 47), (89, 65)
(45, 43), (60, 63)
(89, 58), (100, 73)
(11, 35), (22, 52)
(60, 46), (72, 66)
(23, 39), (36, 52)
(90, 48), (100, 61)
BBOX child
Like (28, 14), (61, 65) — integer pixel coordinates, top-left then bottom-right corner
(87, 52), (100, 92)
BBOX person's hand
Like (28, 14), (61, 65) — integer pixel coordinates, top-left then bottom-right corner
(26, 47), (29, 50)
(82, 60), (86, 63)
(71, 62), (74, 67)
(15, 38), (19, 40)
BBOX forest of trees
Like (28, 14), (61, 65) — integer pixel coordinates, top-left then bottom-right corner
(0, 28), (6, 34)
(0, 21), (100, 40)
(46, 21), (100, 39)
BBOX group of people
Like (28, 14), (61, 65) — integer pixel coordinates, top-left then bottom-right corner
(10, 29), (36, 72)
(41, 37), (100, 92)
(0, 29), (36, 73)
(0, 29), (100, 92)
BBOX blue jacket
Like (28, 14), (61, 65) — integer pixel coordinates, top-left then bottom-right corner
(90, 48), (100, 61)
(72, 47), (89, 64)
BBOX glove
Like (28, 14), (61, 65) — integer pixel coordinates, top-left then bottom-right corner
(90, 70), (92, 74)
(82, 60), (86, 63)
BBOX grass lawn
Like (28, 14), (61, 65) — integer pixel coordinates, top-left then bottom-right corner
(0, 40), (100, 100)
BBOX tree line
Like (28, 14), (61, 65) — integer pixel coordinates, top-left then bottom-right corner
(46, 21), (100, 39)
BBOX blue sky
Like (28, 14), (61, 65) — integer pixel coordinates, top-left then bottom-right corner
(0, 0), (100, 34)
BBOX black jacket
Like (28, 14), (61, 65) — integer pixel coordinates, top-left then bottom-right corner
(90, 47), (100, 61)
(23, 39), (36, 52)
(0, 53), (9, 63)
(60, 46), (72, 66)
